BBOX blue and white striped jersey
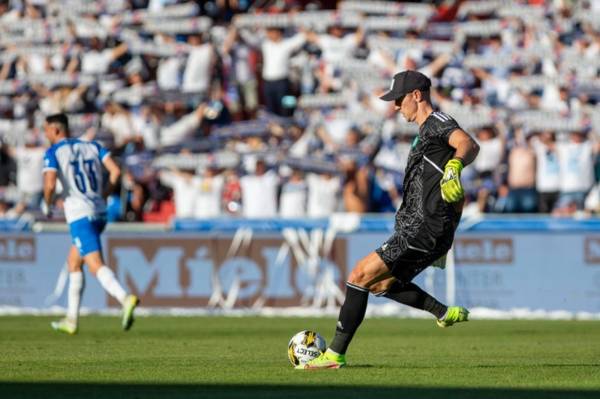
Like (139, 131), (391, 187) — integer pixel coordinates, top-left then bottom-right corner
(43, 139), (109, 223)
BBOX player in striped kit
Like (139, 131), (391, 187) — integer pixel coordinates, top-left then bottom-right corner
(42, 113), (139, 334)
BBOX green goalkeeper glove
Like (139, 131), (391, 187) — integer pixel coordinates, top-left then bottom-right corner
(440, 158), (464, 203)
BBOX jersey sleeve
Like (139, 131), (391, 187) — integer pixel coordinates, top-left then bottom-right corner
(427, 112), (461, 145)
(93, 141), (111, 161)
(43, 147), (58, 172)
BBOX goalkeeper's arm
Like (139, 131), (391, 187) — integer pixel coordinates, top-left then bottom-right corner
(448, 129), (480, 167)
(440, 129), (480, 203)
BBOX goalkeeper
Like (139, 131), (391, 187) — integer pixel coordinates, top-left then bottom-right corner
(301, 70), (480, 369)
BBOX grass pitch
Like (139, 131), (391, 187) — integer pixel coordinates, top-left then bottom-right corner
(1, 316), (599, 399)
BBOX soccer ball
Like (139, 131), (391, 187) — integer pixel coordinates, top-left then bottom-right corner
(287, 330), (327, 367)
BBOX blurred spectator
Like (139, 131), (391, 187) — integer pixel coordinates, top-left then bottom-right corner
(240, 158), (278, 218)
(0, 143), (16, 187)
(202, 84), (232, 129)
(317, 117), (353, 151)
(242, 26), (307, 116)
(159, 103), (207, 146)
(37, 85), (89, 115)
(532, 131), (561, 213)
(222, 168), (242, 215)
(101, 102), (138, 149)
(159, 165), (199, 219)
(0, 196), (14, 218)
(81, 39), (128, 75)
(472, 126), (504, 212)
(4, 133), (45, 215)
(0, 1), (19, 22)
(222, 26), (259, 119)
(341, 159), (369, 213)
(182, 33), (215, 95)
(306, 171), (341, 218)
(122, 179), (149, 222)
(279, 169), (307, 218)
(156, 34), (185, 91)
(369, 167), (400, 213)
(194, 164), (224, 218)
(309, 23), (363, 93)
(540, 85), (577, 114)
(500, 133), (538, 213)
(131, 105), (160, 150)
(554, 131), (597, 214)
(260, 26), (306, 115)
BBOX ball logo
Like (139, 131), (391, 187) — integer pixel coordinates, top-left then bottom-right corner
(454, 238), (513, 264)
(295, 348), (320, 357)
(0, 237), (35, 263)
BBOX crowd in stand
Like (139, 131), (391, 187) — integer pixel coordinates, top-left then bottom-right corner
(1, 0), (600, 222)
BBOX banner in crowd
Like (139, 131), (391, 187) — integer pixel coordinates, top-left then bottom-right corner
(152, 150), (240, 171)
(457, 1), (504, 18)
(367, 36), (455, 55)
(338, 1), (435, 17)
(454, 20), (504, 40)
(2, 228), (600, 314)
(233, 12), (426, 31)
(511, 111), (587, 133)
(142, 17), (212, 34)
(122, 2), (200, 24)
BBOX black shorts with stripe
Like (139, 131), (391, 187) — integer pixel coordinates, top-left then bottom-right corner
(375, 231), (454, 283)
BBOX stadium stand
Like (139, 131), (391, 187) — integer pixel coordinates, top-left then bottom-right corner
(1, 0), (600, 222)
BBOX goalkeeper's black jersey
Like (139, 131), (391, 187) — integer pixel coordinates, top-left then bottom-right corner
(395, 111), (462, 243)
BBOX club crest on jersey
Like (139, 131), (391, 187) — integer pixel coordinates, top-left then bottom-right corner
(411, 136), (420, 148)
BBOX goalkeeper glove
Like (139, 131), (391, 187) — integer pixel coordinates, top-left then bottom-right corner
(440, 158), (464, 203)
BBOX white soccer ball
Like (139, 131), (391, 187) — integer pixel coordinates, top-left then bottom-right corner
(287, 330), (327, 367)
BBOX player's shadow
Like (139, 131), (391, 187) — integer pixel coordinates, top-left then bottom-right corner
(2, 382), (599, 399)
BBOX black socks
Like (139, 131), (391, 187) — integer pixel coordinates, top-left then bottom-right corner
(329, 281), (447, 355)
(329, 282), (369, 355)
(383, 281), (448, 319)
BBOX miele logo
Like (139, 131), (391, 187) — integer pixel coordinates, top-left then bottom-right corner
(454, 238), (513, 264)
(107, 237), (347, 308)
(0, 237), (35, 262)
(584, 237), (600, 264)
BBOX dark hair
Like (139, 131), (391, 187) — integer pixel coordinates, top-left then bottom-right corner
(45, 113), (69, 134)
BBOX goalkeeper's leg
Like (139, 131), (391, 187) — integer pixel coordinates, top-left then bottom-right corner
(301, 252), (392, 369)
(372, 278), (468, 327)
(373, 279), (447, 318)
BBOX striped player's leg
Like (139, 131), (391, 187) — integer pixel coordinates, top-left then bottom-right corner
(85, 251), (139, 331)
(75, 216), (139, 331)
(51, 245), (84, 335)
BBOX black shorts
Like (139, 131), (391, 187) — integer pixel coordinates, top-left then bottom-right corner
(375, 231), (454, 283)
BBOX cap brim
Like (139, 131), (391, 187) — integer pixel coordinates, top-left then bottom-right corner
(379, 90), (401, 101)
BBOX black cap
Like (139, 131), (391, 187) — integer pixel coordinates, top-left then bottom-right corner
(380, 70), (431, 102)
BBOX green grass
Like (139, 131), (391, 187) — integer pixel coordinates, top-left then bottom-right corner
(1, 316), (600, 399)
